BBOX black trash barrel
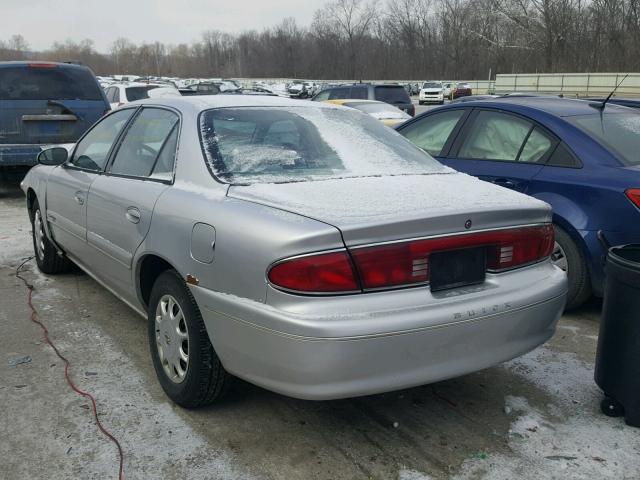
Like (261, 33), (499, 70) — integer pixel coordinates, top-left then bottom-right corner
(595, 244), (640, 427)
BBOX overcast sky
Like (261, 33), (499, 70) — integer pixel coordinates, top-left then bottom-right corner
(2, 0), (319, 52)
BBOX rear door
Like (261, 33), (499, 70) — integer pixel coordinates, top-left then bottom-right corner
(445, 109), (557, 193)
(45, 108), (136, 259)
(85, 107), (179, 297)
(0, 64), (109, 147)
(398, 108), (470, 160)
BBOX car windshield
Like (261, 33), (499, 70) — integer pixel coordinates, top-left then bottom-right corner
(346, 102), (410, 119)
(0, 65), (103, 101)
(199, 106), (447, 184)
(126, 85), (161, 101)
(566, 113), (640, 166)
(423, 82), (442, 89)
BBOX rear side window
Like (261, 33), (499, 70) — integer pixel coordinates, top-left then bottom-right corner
(328, 88), (351, 100)
(374, 86), (410, 104)
(0, 65), (103, 101)
(350, 86), (368, 99)
(110, 108), (179, 178)
(547, 142), (581, 168)
(70, 108), (135, 171)
(125, 86), (160, 102)
(400, 110), (466, 156)
(458, 111), (532, 161)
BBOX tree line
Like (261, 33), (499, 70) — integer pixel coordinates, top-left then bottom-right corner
(2, 0), (640, 80)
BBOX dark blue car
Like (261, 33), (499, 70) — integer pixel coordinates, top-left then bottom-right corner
(396, 97), (640, 309)
(0, 61), (109, 179)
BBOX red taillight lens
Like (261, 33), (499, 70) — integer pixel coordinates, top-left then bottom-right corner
(626, 188), (640, 208)
(351, 225), (554, 290)
(268, 251), (359, 293)
(28, 62), (58, 68)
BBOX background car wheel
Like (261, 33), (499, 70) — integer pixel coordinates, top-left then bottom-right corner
(31, 198), (71, 274)
(552, 225), (591, 310)
(601, 396), (624, 417)
(148, 270), (229, 408)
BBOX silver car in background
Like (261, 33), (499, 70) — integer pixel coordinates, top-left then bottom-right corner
(21, 96), (567, 408)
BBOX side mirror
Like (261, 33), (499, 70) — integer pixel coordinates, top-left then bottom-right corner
(38, 147), (68, 166)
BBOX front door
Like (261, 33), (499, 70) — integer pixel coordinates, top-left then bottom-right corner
(85, 107), (179, 301)
(45, 108), (136, 260)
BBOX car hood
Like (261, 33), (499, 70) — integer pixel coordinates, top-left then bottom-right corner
(228, 173), (551, 246)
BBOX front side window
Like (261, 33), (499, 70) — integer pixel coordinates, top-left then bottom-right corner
(458, 111), (533, 161)
(199, 106), (448, 184)
(400, 110), (466, 156)
(109, 108), (179, 178)
(70, 108), (135, 171)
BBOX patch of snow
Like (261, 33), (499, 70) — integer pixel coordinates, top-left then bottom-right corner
(230, 173), (549, 227)
(452, 348), (640, 479)
(0, 198), (32, 267)
(399, 469), (434, 480)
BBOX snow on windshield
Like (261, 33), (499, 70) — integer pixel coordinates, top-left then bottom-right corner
(199, 106), (449, 184)
(349, 103), (410, 120)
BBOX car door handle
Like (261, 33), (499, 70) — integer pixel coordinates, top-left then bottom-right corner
(126, 207), (141, 224)
(74, 192), (85, 205)
(492, 178), (516, 189)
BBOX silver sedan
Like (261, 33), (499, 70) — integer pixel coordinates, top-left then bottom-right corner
(21, 95), (567, 407)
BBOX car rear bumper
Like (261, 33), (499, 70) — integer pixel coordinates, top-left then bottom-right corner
(192, 262), (567, 400)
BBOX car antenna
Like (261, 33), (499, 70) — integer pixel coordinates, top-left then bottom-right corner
(590, 74), (628, 110)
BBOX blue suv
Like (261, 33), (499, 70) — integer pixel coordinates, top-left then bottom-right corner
(396, 97), (640, 309)
(0, 61), (109, 180)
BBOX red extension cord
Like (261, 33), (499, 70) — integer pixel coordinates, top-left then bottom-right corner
(16, 257), (125, 480)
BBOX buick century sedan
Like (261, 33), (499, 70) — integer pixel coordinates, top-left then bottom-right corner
(21, 96), (567, 408)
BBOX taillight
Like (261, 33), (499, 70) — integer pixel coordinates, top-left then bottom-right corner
(351, 225), (554, 290)
(268, 251), (359, 293)
(268, 225), (554, 295)
(626, 188), (640, 208)
(28, 62), (57, 68)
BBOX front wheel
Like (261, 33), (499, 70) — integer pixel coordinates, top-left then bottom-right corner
(552, 225), (591, 310)
(148, 270), (229, 408)
(31, 198), (71, 274)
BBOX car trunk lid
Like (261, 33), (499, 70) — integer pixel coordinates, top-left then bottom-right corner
(228, 173), (552, 247)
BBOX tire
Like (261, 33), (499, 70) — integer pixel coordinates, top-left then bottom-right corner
(601, 397), (624, 417)
(148, 270), (229, 408)
(552, 225), (592, 310)
(418, 101), (424, 105)
(31, 198), (71, 274)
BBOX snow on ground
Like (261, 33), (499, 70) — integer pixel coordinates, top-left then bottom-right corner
(452, 347), (640, 480)
(0, 195), (31, 267)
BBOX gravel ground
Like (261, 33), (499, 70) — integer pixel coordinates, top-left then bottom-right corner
(1, 181), (639, 480)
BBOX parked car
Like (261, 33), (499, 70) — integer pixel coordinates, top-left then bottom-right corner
(419, 81), (446, 105)
(178, 82), (222, 96)
(0, 61), (109, 180)
(452, 83), (473, 99)
(312, 83), (415, 116)
(105, 82), (178, 108)
(22, 95), (566, 407)
(443, 82), (455, 99)
(324, 99), (411, 126)
(396, 97), (640, 309)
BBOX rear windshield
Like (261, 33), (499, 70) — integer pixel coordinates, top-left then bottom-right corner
(199, 106), (447, 184)
(566, 113), (640, 166)
(423, 82), (442, 89)
(374, 86), (410, 104)
(0, 65), (103, 101)
(126, 86), (161, 101)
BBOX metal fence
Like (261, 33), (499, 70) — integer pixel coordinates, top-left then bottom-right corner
(493, 73), (640, 97)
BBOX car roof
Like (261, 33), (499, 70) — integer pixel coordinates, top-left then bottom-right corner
(450, 97), (634, 117)
(0, 60), (90, 71)
(134, 94), (340, 111)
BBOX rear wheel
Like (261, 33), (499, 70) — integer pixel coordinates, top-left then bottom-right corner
(31, 198), (71, 274)
(552, 225), (591, 310)
(148, 270), (229, 408)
